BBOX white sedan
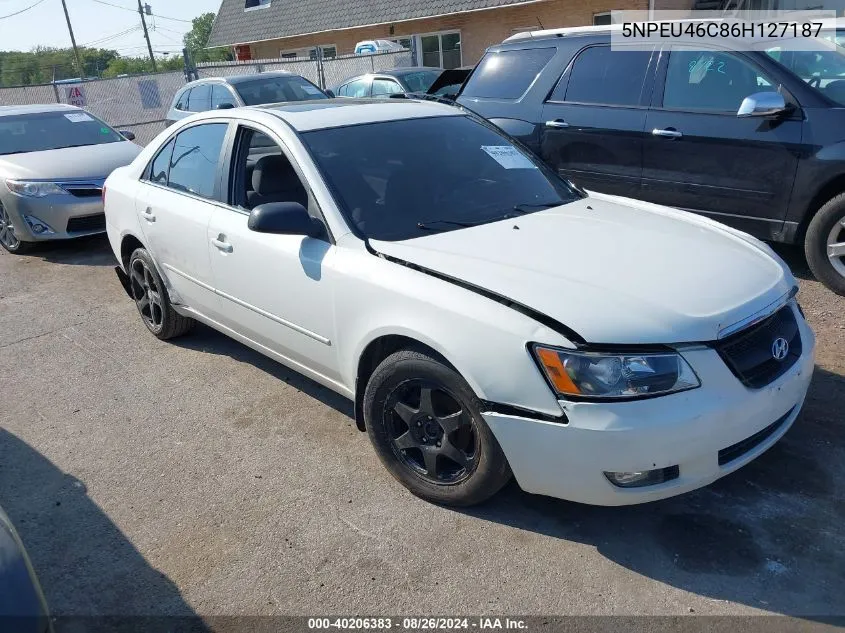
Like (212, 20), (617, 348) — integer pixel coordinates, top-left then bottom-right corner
(104, 100), (815, 506)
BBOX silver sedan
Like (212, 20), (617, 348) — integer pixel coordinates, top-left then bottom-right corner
(0, 104), (141, 254)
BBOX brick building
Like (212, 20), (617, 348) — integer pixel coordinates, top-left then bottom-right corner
(207, 0), (656, 67)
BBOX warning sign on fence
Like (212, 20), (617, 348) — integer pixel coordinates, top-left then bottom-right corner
(66, 85), (86, 107)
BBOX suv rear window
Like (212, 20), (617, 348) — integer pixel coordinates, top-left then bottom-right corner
(554, 45), (652, 106)
(462, 48), (556, 99)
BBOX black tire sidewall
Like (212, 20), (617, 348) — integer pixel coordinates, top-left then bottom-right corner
(806, 194), (845, 295)
(129, 248), (173, 337)
(364, 350), (511, 506)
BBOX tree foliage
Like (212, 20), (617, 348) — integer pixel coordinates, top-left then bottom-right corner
(0, 11), (231, 86)
(183, 12), (231, 64)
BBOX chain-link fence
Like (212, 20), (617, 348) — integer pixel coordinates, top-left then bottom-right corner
(197, 49), (414, 90)
(0, 49), (415, 146)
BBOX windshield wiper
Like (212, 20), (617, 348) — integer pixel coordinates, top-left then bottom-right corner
(417, 219), (479, 231)
(513, 201), (564, 213)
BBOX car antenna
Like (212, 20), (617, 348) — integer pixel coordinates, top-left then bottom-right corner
(536, 17), (545, 30)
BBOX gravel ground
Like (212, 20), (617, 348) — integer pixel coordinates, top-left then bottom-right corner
(0, 236), (843, 622)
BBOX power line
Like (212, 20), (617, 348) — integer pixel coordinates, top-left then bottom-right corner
(0, 0), (48, 20)
(87, 0), (192, 23)
(82, 26), (141, 47)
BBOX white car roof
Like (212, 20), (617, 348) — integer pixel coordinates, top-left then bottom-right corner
(0, 103), (80, 117)
(254, 99), (464, 132)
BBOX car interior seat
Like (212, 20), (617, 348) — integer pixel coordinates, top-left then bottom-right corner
(247, 154), (308, 209)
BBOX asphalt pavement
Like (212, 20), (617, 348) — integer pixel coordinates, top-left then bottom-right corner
(0, 235), (843, 621)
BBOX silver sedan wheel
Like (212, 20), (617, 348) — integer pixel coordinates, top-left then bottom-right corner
(827, 216), (845, 279)
(130, 258), (164, 332)
(0, 203), (21, 251)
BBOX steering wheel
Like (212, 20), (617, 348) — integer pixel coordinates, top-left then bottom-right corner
(808, 76), (822, 88)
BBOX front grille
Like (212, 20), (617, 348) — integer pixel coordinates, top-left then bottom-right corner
(64, 187), (102, 198)
(718, 407), (795, 466)
(66, 213), (106, 233)
(714, 305), (802, 389)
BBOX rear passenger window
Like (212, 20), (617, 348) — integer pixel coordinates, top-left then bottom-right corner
(462, 48), (556, 99)
(148, 138), (175, 184)
(344, 78), (370, 97)
(554, 46), (652, 106)
(188, 84), (211, 112)
(175, 89), (190, 111)
(166, 123), (228, 199)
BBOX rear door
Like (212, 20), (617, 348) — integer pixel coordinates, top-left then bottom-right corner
(640, 46), (803, 238)
(540, 44), (657, 198)
(135, 121), (230, 316)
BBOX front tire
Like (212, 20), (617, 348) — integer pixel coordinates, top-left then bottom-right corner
(806, 193), (845, 296)
(363, 349), (512, 506)
(0, 202), (32, 254)
(128, 248), (195, 340)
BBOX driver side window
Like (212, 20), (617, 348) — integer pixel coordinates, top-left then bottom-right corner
(232, 127), (309, 212)
(663, 48), (777, 112)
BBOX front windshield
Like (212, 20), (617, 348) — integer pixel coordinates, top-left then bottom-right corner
(302, 115), (583, 241)
(400, 70), (442, 93)
(235, 76), (328, 105)
(0, 110), (124, 156)
(767, 38), (845, 106)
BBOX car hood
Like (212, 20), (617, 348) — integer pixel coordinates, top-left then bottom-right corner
(370, 192), (796, 344)
(0, 141), (141, 181)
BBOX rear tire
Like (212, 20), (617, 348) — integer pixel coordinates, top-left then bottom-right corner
(363, 349), (512, 506)
(806, 193), (845, 296)
(128, 248), (195, 340)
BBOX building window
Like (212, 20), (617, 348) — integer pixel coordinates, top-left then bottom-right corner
(419, 31), (461, 69)
(279, 44), (336, 60)
(593, 12), (612, 26)
(245, 0), (271, 9)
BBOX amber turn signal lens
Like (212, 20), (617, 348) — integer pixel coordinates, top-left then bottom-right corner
(535, 347), (581, 395)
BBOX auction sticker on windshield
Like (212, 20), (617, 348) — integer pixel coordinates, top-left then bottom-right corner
(64, 112), (94, 123)
(481, 146), (536, 170)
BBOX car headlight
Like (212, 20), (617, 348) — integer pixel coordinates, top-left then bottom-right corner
(5, 180), (68, 198)
(532, 345), (700, 400)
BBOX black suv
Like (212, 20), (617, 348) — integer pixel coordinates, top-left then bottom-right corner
(457, 27), (845, 295)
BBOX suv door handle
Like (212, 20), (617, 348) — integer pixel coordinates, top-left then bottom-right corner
(211, 236), (233, 253)
(545, 119), (570, 129)
(652, 128), (683, 139)
(140, 208), (156, 222)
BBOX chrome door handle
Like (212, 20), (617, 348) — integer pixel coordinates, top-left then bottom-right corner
(141, 208), (156, 222)
(545, 119), (570, 129)
(652, 128), (683, 139)
(211, 237), (233, 253)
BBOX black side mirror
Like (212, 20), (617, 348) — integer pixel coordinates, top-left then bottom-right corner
(324, 89), (335, 98)
(119, 130), (136, 141)
(388, 92), (409, 99)
(216, 102), (236, 110)
(248, 202), (323, 238)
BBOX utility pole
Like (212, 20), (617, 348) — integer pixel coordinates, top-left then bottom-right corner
(137, 1), (157, 72)
(60, 0), (84, 77)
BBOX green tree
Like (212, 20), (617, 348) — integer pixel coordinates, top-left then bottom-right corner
(183, 12), (231, 64)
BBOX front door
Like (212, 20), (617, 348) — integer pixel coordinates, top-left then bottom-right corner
(540, 44), (657, 199)
(208, 125), (340, 383)
(640, 46), (803, 238)
(136, 121), (230, 315)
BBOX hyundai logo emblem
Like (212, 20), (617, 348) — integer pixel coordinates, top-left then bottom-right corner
(772, 337), (790, 361)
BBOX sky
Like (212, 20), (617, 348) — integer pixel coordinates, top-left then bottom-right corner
(0, 0), (224, 55)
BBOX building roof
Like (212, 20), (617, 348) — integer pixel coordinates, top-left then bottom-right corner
(208, 0), (542, 47)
